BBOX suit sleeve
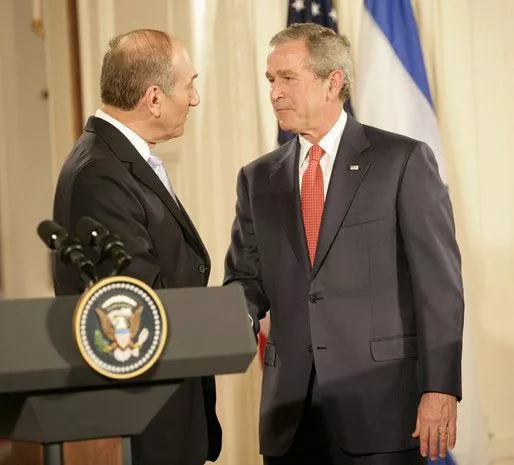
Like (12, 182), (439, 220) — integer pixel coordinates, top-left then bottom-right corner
(224, 167), (270, 334)
(397, 142), (464, 399)
(68, 160), (167, 289)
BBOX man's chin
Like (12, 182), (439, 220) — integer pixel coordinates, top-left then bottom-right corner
(277, 120), (295, 133)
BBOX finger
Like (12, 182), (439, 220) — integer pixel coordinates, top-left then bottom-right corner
(419, 424), (430, 458)
(429, 426), (439, 461)
(448, 417), (457, 449)
(438, 430), (448, 458)
(438, 406), (450, 457)
(412, 415), (421, 438)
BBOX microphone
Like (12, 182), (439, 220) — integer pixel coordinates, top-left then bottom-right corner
(37, 220), (97, 285)
(76, 217), (132, 275)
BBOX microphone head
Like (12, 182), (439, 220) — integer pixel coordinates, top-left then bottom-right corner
(76, 216), (109, 246)
(37, 220), (68, 250)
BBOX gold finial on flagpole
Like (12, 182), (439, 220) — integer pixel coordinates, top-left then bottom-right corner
(30, 0), (45, 39)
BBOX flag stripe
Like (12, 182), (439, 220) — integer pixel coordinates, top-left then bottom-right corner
(364, 0), (433, 106)
(355, 3), (446, 182)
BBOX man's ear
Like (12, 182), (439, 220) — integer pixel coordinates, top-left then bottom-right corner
(145, 86), (162, 117)
(327, 70), (344, 101)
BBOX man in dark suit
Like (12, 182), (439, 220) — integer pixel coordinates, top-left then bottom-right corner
(225, 23), (463, 465)
(53, 29), (221, 465)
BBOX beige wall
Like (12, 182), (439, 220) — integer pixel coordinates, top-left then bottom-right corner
(0, 0), (513, 464)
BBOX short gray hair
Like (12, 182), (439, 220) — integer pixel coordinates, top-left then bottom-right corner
(100, 29), (174, 110)
(270, 23), (353, 102)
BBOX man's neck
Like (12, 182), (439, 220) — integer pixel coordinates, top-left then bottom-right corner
(101, 105), (155, 148)
(299, 104), (343, 144)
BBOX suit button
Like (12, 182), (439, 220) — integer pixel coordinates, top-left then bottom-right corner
(307, 344), (313, 353)
(198, 264), (207, 274)
(309, 294), (321, 304)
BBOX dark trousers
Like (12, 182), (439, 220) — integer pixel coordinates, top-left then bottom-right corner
(264, 365), (424, 465)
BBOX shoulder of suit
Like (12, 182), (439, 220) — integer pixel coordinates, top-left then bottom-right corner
(59, 134), (128, 181)
(243, 137), (297, 173)
(360, 122), (423, 152)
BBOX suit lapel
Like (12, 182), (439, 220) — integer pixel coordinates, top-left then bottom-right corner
(86, 117), (206, 259)
(311, 116), (372, 277)
(269, 139), (310, 270)
(176, 197), (211, 271)
(129, 159), (206, 259)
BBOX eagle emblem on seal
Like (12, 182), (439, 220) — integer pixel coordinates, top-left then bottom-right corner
(94, 297), (150, 362)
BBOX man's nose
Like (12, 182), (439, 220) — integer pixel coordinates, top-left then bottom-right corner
(270, 82), (284, 102)
(190, 88), (200, 107)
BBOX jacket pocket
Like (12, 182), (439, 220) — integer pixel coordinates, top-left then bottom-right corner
(263, 342), (277, 367)
(370, 334), (418, 362)
(343, 206), (391, 227)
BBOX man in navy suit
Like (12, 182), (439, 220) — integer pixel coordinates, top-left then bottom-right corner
(53, 29), (221, 465)
(225, 23), (463, 465)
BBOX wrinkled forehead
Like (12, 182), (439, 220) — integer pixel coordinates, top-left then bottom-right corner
(269, 39), (309, 57)
(267, 40), (310, 72)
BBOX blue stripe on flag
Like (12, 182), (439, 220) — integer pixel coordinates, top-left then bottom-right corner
(363, 0), (433, 106)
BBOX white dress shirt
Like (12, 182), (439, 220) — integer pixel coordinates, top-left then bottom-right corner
(95, 109), (152, 162)
(298, 110), (348, 199)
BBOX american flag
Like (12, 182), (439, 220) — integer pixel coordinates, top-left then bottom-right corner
(289, 0), (338, 31)
(278, 0), (352, 145)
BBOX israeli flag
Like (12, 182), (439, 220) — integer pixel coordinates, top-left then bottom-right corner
(355, 0), (445, 181)
(354, 1), (490, 464)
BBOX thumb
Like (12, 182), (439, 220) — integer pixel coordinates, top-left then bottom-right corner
(412, 414), (421, 438)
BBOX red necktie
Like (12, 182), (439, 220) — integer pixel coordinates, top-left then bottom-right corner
(301, 145), (325, 266)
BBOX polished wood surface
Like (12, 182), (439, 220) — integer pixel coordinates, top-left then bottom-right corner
(9, 442), (43, 465)
(6, 439), (122, 465)
(62, 439), (122, 465)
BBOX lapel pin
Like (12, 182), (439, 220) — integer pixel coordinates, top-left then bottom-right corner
(349, 164), (360, 171)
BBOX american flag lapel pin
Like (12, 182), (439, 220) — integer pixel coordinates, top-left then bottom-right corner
(349, 164), (359, 171)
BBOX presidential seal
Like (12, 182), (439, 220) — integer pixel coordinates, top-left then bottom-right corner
(73, 276), (168, 379)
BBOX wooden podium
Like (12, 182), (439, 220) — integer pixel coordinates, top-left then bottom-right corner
(0, 285), (256, 465)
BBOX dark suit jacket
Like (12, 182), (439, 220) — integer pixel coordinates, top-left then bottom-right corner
(225, 116), (464, 456)
(53, 116), (221, 465)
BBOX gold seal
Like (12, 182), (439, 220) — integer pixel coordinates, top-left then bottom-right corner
(73, 276), (168, 379)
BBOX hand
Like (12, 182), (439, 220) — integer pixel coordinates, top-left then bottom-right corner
(259, 313), (270, 338)
(412, 392), (457, 461)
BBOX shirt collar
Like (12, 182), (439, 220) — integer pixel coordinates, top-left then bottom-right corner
(299, 110), (348, 167)
(95, 109), (152, 163)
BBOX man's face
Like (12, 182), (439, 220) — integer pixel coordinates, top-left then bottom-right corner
(159, 43), (199, 140)
(266, 40), (329, 135)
